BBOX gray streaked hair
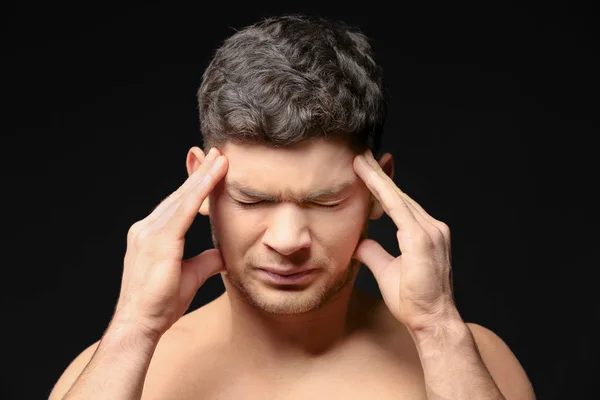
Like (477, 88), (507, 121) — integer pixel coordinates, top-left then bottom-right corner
(197, 14), (386, 155)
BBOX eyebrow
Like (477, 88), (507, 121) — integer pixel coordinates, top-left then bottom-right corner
(226, 179), (356, 203)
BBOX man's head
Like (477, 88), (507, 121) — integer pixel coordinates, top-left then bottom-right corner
(197, 14), (386, 155)
(186, 14), (393, 315)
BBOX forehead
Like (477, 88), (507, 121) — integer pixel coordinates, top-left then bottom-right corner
(219, 140), (358, 201)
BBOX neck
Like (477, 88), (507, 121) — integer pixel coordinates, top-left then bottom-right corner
(216, 267), (369, 365)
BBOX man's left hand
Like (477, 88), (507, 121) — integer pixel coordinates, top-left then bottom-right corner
(352, 149), (461, 333)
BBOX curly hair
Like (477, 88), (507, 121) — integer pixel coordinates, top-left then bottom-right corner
(197, 14), (386, 156)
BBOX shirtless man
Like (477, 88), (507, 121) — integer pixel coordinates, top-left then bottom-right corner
(49, 14), (536, 400)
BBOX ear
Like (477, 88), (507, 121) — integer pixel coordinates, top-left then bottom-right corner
(186, 146), (211, 215)
(368, 152), (395, 220)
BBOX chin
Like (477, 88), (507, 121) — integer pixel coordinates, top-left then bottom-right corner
(224, 259), (360, 315)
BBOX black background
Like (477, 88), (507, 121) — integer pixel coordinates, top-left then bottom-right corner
(3, 1), (597, 399)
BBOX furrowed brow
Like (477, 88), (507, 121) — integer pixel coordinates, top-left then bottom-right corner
(226, 179), (355, 202)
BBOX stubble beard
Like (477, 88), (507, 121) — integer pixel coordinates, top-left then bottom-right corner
(209, 215), (369, 316)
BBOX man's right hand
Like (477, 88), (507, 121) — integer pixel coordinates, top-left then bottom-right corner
(49, 148), (228, 400)
(112, 147), (228, 340)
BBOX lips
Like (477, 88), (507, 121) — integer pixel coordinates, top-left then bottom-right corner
(259, 267), (315, 276)
(258, 267), (318, 285)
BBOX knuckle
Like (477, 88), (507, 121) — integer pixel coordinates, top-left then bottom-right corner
(437, 221), (451, 237)
(127, 221), (157, 247)
(133, 228), (153, 245)
(127, 221), (143, 242)
(413, 229), (435, 249)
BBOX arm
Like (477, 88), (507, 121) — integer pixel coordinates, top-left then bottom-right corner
(48, 341), (99, 399)
(351, 149), (535, 400)
(410, 319), (535, 400)
(49, 323), (159, 400)
(49, 148), (228, 400)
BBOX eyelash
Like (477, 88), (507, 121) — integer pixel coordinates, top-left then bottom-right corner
(235, 200), (341, 209)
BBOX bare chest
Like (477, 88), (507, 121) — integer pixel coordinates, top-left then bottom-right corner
(143, 349), (427, 400)
(142, 297), (425, 400)
(206, 369), (428, 400)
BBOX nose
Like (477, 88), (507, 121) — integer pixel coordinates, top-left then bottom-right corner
(262, 204), (311, 256)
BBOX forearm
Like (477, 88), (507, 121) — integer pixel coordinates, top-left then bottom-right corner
(63, 322), (159, 400)
(410, 318), (505, 400)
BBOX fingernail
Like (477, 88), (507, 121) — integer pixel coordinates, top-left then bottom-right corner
(356, 154), (370, 170)
(206, 148), (217, 160)
(359, 150), (374, 167)
(212, 156), (225, 169)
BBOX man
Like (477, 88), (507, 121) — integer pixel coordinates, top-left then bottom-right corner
(49, 14), (535, 400)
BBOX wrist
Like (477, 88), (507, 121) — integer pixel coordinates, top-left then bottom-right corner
(111, 303), (168, 342)
(104, 317), (162, 356)
(406, 303), (464, 335)
(410, 316), (472, 359)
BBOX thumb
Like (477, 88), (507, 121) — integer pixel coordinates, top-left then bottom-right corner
(353, 238), (394, 280)
(179, 248), (226, 307)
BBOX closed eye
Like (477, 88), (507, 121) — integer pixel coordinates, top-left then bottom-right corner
(235, 200), (342, 209)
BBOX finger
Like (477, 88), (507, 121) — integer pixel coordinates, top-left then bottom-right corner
(354, 153), (422, 235)
(161, 155), (227, 239)
(353, 238), (395, 280)
(148, 148), (221, 220)
(391, 190), (441, 242)
(360, 150), (444, 242)
(145, 153), (225, 238)
(179, 248), (225, 309)
(400, 190), (451, 246)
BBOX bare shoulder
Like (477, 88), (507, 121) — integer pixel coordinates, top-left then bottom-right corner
(48, 338), (100, 399)
(351, 288), (413, 339)
(49, 296), (225, 400)
(149, 294), (227, 365)
(349, 288), (424, 365)
(141, 295), (230, 399)
(466, 322), (536, 400)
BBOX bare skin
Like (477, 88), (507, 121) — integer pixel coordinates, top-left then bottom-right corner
(49, 141), (535, 400)
(143, 286), (428, 399)
(50, 285), (531, 400)
(51, 286), (427, 399)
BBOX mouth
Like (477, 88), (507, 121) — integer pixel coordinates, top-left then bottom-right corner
(258, 268), (318, 285)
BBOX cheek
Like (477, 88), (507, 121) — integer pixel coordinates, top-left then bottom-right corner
(313, 201), (369, 257)
(209, 192), (258, 251)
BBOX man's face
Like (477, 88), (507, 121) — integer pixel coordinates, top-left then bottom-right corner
(207, 139), (373, 315)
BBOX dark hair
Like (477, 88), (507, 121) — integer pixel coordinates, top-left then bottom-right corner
(197, 14), (386, 156)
